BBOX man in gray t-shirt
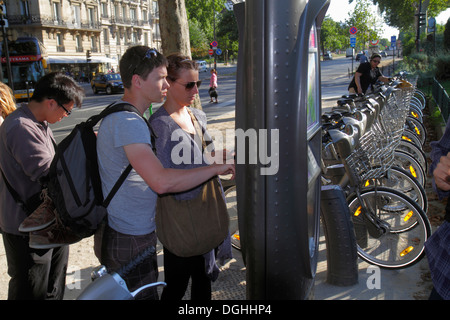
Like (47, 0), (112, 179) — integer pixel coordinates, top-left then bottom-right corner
(97, 108), (157, 235)
(97, 46), (235, 300)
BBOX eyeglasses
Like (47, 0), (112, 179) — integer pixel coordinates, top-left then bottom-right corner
(132, 48), (159, 75)
(174, 80), (202, 90)
(57, 102), (71, 116)
(371, 59), (381, 64)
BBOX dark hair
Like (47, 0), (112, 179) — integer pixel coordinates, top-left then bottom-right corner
(166, 53), (199, 82)
(31, 72), (84, 108)
(119, 46), (167, 88)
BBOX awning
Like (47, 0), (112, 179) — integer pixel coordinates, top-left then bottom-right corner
(48, 55), (117, 64)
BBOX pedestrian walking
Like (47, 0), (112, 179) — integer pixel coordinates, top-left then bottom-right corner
(209, 68), (218, 103)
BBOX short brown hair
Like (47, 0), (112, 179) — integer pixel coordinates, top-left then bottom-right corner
(120, 46), (167, 88)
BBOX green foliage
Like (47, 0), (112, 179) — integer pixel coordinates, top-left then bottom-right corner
(445, 18), (450, 50)
(365, 0), (450, 32)
(434, 54), (450, 80)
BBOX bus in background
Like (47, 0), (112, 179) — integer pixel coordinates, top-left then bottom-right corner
(1, 37), (48, 101)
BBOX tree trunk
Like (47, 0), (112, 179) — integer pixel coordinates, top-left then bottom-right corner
(158, 0), (202, 109)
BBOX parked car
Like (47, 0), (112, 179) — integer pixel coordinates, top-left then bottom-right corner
(196, 60), (208, 72)
(91, 73), (124, 95)
(380, 51), (387, 57)
(323, 52), (333, 60)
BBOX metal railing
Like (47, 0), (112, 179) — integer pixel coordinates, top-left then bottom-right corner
(432, 77), (450, 122)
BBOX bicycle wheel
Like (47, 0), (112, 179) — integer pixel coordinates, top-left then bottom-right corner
(363, 166), (427, 212)
(401, 129), (422, 149)
(347, 187), (431, 269)
(405, 117), (426, 146)
(413, 89), (426, 109)
(225, 185), (241, 250)
(393, 150), (426, 186)
(396, 139), (427, 174)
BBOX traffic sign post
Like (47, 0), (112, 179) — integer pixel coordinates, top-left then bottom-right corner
(349, 26), (358, 35)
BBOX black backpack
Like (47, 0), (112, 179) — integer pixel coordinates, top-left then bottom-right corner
(44, 102), (151, 238)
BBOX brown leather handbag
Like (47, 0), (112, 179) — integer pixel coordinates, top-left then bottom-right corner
(155, 109), (229, 257)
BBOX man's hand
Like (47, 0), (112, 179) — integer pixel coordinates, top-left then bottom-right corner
(433, 152), (450, 191)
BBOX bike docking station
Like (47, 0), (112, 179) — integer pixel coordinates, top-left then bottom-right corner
(234, 0), (331, 299)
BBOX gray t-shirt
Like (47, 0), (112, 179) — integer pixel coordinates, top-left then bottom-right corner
(97, 104), (156, 235)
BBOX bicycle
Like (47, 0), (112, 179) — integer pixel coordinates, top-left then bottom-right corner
(321, 80), (431, 269)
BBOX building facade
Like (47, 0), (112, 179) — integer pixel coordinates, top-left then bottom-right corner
(3, 0), (161, 77)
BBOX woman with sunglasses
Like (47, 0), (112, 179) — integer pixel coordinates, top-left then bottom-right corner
(150, 53), (233, 300)
(348, 53), (390, 94)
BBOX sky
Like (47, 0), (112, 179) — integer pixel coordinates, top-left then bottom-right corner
(326, 0), (450, 40)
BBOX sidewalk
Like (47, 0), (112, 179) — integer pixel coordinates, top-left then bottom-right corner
(0, 99), (435, 300)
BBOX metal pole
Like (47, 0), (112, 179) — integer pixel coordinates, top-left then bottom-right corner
(0, 12), (13, 92)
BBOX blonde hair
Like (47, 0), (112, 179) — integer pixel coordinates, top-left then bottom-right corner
(0, 82), (16, 118)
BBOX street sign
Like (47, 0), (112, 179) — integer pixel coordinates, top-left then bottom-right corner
(350, 36), (356, 47)
(211, 40), (218, 48)
(349, 26), (358, 34)
(216, 48), (222, 55)
(208, 49), (214, 55)
(391, 36), (396, 44)
(370, 39), (379, 46)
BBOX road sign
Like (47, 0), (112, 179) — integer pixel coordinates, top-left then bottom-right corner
(370, 39), (379, 46)
(216, 48), (222, 55)
(211, 40), (218, 48)
(349, 26), (358, 34)
(350, 36), (356, 47)
(208, 49), (214, 55)
(391, 36), (396, 44)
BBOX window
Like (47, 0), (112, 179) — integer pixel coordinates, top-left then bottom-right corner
(73, 5), (81, 26)
(76, 35), (83, 52)
(53, 2), (61, 22)
(103, 29), (109, 44)
(101, 2), (108, 17)
(20, 1), (30, 16)
(56, 33), (64, 52)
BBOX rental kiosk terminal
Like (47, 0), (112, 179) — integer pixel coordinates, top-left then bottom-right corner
(234, 0), (330, 299)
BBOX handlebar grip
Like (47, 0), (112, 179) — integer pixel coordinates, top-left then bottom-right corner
(116, 246), (156, 278)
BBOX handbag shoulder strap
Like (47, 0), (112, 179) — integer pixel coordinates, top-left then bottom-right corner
(186, 108), (207, 151)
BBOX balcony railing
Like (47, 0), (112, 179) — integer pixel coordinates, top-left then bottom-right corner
(7, 14), (101, 31)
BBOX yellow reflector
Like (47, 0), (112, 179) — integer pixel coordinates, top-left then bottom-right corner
(409, 165), (417, 178)
(233, 234), (240, 241)
(365, 180), (370, 187)
(402, 136), (412, 142)
(354, 206), (362, 216)
(404, 211), (413, 222)
(400, 246), (414, 257)
(411, 112), (418, 118)
(414, 126), (420, 135)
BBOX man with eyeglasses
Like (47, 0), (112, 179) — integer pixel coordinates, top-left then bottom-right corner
(95, 46), (235, 300)
(348, 53), (390, 94)
(0, 72), (84, 299)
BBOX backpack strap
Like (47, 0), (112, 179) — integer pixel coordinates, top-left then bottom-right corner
(0, 168), (41, 214)
(94, 102), (157, 207)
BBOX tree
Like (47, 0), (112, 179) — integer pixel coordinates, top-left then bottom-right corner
(321, 16), (347, 52)
(361, 0), (450, 32)
(444, 18), (450, 50)
(158, 0), (191, 55)
(347, 0), (383, 52)
(158, 0), (202, 109)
